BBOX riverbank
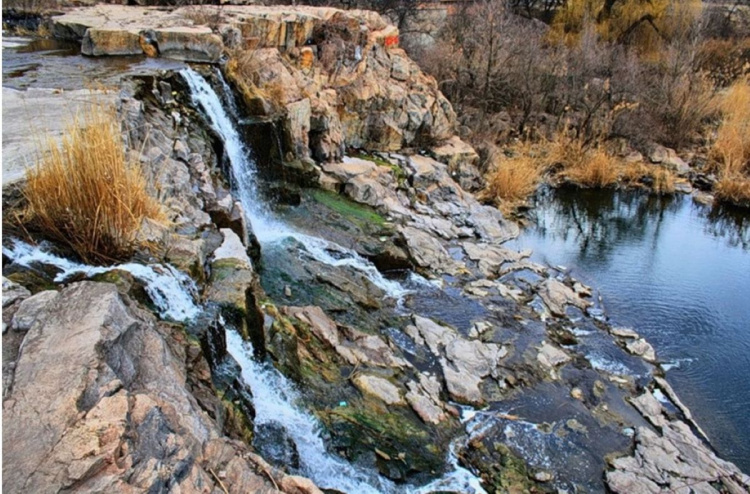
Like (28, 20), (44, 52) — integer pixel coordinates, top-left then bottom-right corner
(3, 6), (750, 493)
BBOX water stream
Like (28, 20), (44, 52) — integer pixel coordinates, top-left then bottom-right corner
(180, 68), (407, 299)
(2, 239), (200, 322)
(180, 67), (486, 492)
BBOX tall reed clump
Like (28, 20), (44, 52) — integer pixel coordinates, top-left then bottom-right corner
(480, 143), (544, 208)
(24, 103), (164, 264)
(549, 131), (620, 188)
(712, 79), (750, 205)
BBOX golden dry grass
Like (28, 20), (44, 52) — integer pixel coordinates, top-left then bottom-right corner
(24, 103), (164, 264)
(712, 79), (750, 176)
(565, 147), (620, 187)
(620, 162), (676, 194)
(711, 79), (750, 205)
(481, 146), (544, 206)
(548, 130), (620, 187)
(550, 0), (700, 53)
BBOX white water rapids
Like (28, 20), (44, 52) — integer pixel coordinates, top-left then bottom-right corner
(3, 235), (485, 492)
(179, 67), (488, 493)
(3, 67), (487, 493)
(180, 67), (408, 299)
(3, 239), (200, 322)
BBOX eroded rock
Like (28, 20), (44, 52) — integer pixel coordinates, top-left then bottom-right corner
(352, 373), (404, 405)
(2, 281), (310, 493)
(538, 278), (592, 316)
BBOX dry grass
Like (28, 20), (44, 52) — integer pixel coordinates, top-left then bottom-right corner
(550, 0), (701, 53)
(712, 79), (750, 176)
(480, 144), (544, 206)
(711, 79), (750, 205)
(548, 130), (620, 188)
(714, 177), (750, 206)
(565, 147), (621, 187)
(24, 103), (164, 264)
(621, 162), (676, 194)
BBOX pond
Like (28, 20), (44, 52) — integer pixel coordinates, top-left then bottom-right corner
(507, 186), (750, 472)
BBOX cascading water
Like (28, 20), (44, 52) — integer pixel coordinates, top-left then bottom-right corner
(3, 239), (200, 322)
(226, 330), (397, 494)
(180, 67), (487, 493)
(180, 67), (407, 298)
(227, 328), (487, 494)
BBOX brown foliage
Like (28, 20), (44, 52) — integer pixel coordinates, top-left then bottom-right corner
(712, 79), (750, 205)
(23, 104), (164, 264)
(480, 143), (544, 206)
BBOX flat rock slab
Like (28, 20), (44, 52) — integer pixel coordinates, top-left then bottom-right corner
(2, 87), (116, 186)
(51, 5), (390, 62)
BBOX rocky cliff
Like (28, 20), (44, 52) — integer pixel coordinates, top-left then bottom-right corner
(49, 5), (478, 188)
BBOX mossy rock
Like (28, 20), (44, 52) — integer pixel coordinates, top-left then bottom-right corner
(4, 269), (56, 294)
(310, 189), (387, 228)
(90, 269), (153, 309)
(459, 438), (549, 494)
(261, 301), (451, 482)
(319, 400), (450, 482)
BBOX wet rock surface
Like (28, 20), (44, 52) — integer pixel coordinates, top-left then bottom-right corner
(267, 131), (750, 491)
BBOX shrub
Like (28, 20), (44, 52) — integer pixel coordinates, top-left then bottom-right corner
(480, 143), (544, 206)
(550, 0), (701, 53)
(548, 129), (620, 187)
(714, 176), (750, 206)
(620, 162), (675, 193)
(712, 79), (750, 177)
(697, 37), (750, 87)
(564, 146), (621, 187)
(24, 103), (164, 264)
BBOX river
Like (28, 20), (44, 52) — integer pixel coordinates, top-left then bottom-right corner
(507, 186), (750, 472)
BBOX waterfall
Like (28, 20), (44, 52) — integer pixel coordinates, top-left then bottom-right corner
(3, 240), (200, 322)
(181, 67), (288, 242)
(180, 68), (487, 493)
(226, 329), (398, 494)
(180, 68), (407, 299)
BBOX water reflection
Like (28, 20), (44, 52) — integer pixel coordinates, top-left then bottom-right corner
(511, 186), (750, 472)
(701, 203), (750, 250)
(526, 187), (748, 262)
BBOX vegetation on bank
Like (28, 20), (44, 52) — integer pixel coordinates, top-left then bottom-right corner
(399, 0), (750, 208)
(22, 103), (164, 264)
(712, 79), (750, 206)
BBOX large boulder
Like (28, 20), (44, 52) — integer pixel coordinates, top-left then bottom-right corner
(2, 281), (314, 493)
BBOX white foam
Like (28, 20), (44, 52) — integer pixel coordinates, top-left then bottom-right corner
(3, 240), (199, 322)
(181, 68), (410, 301)
(226, 329), (396, 494)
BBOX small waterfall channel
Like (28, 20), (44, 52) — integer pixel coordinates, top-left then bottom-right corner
(180, 67), (487, 493)
(3, 239), (200, 322)
(180, 68), (407, 299)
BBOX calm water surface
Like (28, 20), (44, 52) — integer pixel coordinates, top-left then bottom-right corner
(508, 187), (750, 472)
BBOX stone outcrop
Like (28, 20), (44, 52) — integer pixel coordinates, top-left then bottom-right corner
(2, 88), (116, 186)
(406, 315), (507, 405)
(607, 390), (750, 494)
(48, 5), (470, 176)
(2, 282), (317, 493)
